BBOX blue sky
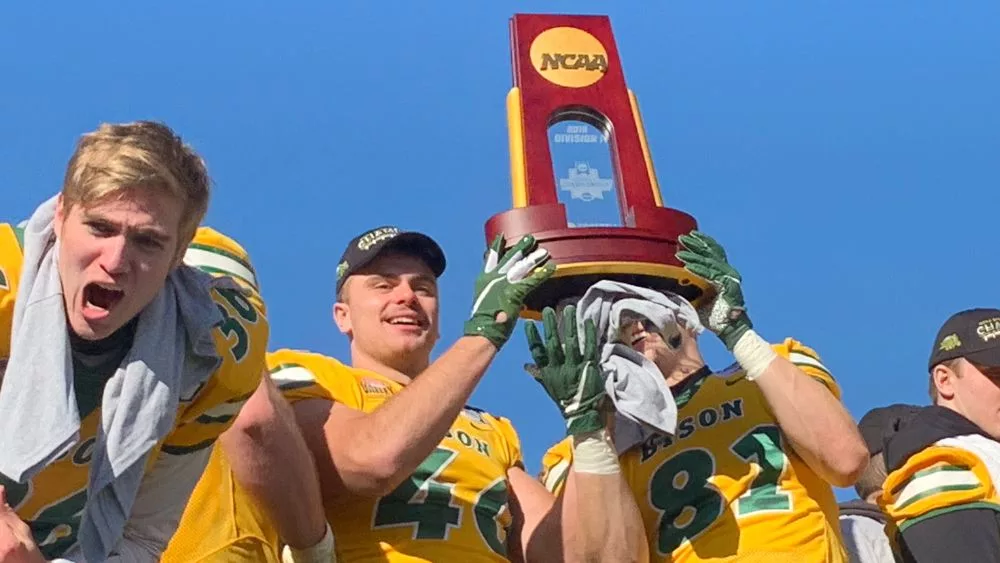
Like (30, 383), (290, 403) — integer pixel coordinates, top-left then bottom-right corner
(3, 2), (998, 500)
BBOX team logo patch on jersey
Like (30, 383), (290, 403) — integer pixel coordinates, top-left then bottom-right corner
(462, 408), (485, 424)
(361, 378), (391, 395)
(461, 407), (496, 431)
(715, 362), (746, 385)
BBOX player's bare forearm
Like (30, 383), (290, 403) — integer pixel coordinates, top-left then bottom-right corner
(220, 373), (328, 549)
(753, 357), (868, 487)
(560, 469), (648, 563)
(298, 336), (498, 498)
(505, 467), (560, 563)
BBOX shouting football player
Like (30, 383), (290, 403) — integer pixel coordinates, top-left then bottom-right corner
(0, 122), (271, 562)
(540, 230), (869, 563)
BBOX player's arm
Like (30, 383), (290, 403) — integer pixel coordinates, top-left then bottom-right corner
(676, 231), (868, 487)
(296, 235), (554, 499)
(219, 371), (332, 558)
(746, 344), (867, 486)
(504, 466), (559, 563)
(294, 336), (500, 498)
(519, 450), (648, 563)
(517, 307), (649, 562)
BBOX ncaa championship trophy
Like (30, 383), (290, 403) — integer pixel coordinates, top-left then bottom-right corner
(485, 13), (711, 316)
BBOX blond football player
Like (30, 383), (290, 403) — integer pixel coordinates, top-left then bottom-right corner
(0, 122), (269, 562)
(539, 231), (868, 562)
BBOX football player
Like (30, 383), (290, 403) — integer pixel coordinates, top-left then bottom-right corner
(204, 225), (645, 562)
(161, 229), (331, 563)
(879, 308), (1000, 562)
(0, 122), (269, 562)
(539, 230), (869, 563)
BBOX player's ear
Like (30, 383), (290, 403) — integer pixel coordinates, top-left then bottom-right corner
(53, 194), (67, 238)
(333, 301), (352, 335)
(932, 362), (957, 401)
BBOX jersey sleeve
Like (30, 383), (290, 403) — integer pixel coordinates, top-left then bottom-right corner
(0, 223), (24, 360)
(538, 438), (574, 496)
(184, 227), (261, 300)
(880, 444), (1000, 533)
(267, 349), (365, 410)
(164, 227), (270, 455)
(776, 338), (841, 399)
(491, 415), (524, 471)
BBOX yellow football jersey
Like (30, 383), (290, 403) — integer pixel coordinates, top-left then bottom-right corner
(880, 435), (1000, 544)
(270, 349), (523, 563)
(0, 224), (268, 560)
(539, 338), (848, 563)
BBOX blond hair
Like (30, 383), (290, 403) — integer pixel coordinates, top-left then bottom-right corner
(62, 121), (211, 255)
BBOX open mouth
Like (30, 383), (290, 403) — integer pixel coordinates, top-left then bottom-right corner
(84, 283), (124, 316)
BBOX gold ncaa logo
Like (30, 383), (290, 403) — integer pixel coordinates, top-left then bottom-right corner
(529, 27), (608, 88)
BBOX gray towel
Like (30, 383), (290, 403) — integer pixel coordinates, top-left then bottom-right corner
(575, 280), (704, 454)
(0, 195), (223, 562)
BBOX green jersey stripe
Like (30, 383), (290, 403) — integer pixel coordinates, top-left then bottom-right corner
(187, 242), (254, 271)
(789, 352), (831, 377)
(893, 466), (980, 510)
(270, 364), (317, 389)
(543, 458), (571, 493)
(184, 246), (258, 290)
(162, 438), (217, 456)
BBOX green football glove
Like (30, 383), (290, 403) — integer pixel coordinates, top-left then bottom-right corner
(525, 305), (606, 436)
(676, 230), (753, 350)
(464, 233), (556, 348)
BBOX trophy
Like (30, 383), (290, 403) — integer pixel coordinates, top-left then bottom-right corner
(485, 13), (712, 317)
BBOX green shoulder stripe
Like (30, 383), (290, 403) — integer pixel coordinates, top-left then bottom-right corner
(13, 225), (24, 250)
(892, 464), (980, 511)
(789, 351), (835, 379)
(270, 362), (318, 391)
(184, 242), (258, 290)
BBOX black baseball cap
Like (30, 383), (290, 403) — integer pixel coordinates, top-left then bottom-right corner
(335, 226), (446, 295)
(928, 308), (1000, 371)
(857, 404), (922, 455)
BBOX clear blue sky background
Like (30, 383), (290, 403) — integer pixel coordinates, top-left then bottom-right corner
(3, 2), (998, 501)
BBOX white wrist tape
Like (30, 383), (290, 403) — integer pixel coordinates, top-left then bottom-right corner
(281, 522), (335, 563)
(732, 329), (777, 382)
(571, 429), (620, 475)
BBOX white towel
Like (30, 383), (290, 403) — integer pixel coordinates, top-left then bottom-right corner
(575, 280), (704, 454)
(0, 195), (223, 562)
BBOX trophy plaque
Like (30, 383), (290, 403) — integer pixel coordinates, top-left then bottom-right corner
(485, 13), (712, 316)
